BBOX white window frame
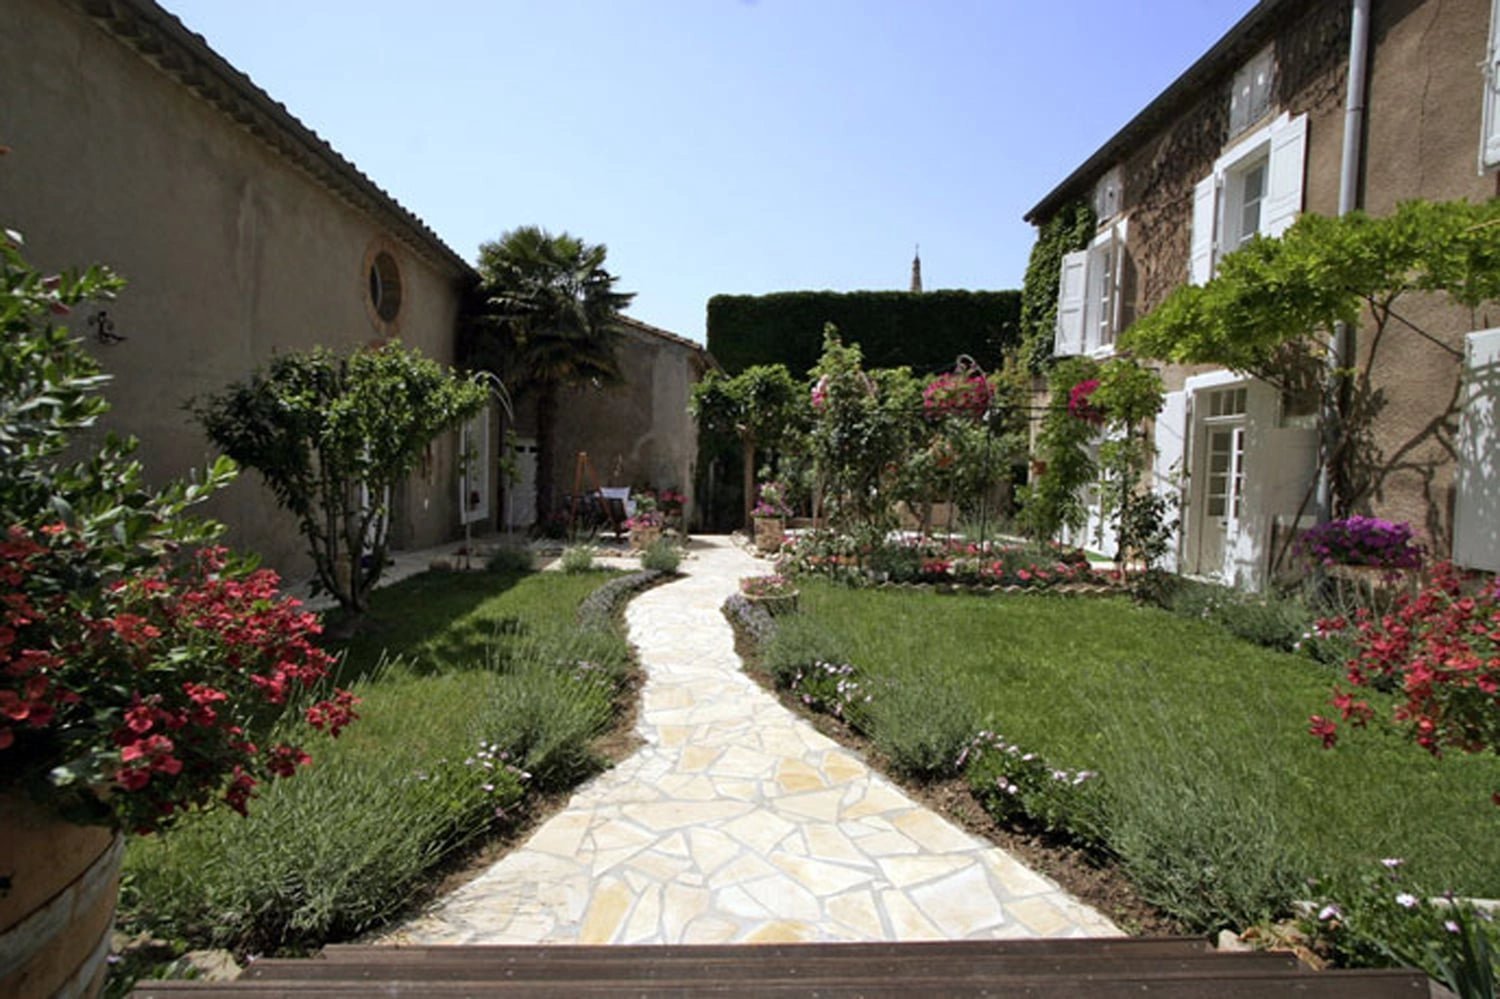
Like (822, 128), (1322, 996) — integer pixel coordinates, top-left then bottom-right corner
(1054, 218), (1127, 358)
(1190, 111), (1307, 284)
(1482, 0), (1500, 172)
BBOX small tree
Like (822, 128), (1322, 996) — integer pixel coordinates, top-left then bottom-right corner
(807, 326), (923, 538)
(689, 363), (805, 527)
(195, 343), (487, 614)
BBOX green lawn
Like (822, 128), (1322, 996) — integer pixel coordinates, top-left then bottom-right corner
(775, 581), (1500, 928)
(121, 567), (630, 956)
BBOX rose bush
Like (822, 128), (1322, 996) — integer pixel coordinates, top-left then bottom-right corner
(1309, 562), (1499, 803)
(1, 229), (356, 833)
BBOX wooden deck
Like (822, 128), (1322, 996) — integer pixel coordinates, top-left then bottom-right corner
(129, 937), (1433, 997)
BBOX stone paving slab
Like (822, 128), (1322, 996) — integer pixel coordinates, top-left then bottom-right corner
(378, 535), (1121, 945)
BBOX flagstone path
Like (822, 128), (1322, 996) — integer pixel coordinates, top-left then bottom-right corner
(379, 535), (1121, 946)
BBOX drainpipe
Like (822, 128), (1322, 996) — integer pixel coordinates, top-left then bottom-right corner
(1315, 0), (1372, 523)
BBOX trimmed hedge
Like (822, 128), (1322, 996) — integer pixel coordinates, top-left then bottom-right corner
(707, 290), (1021, 377)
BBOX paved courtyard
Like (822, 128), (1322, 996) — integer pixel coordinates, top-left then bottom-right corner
(379, 535), (1121, 945)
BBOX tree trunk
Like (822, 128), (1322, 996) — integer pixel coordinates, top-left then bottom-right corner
(741, 437), (756, 529)
(535, 382), (559, 525)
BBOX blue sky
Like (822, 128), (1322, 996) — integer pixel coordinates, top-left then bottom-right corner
(162, 1), (1256, 343)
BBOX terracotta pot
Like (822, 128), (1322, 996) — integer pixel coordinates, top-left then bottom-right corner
(753, 516), (785, 554)
(0, 794), (123, 999)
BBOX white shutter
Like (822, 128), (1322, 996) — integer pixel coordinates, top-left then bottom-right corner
(1455, 328), (1500, 571)
(1054, 249), (1088, 357)
(1263, 112), (1307, 237)
(1152, 390), (1187, 572)
(460, 406), (491, 525)
(1107, 222), (1126, 339)
(1189, 174), (1217, 285)
(1484, 0), (1500, 170)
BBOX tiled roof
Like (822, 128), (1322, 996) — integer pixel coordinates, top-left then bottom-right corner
(71, 0), (476, 278)
(616, 314), (716, 364)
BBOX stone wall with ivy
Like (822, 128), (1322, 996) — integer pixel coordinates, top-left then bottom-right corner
(1018, 201), (1096, 373)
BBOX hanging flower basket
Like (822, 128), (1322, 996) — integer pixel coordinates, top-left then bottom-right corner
(923, 371), (992, 422)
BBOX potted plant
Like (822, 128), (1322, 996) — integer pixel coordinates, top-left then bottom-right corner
(739, 573), (799, 615)
(625, 492), (664, 550)
(0, 233), (357, 998)
(752, 481), (792, 553)
(1295, 515), (1423, 592)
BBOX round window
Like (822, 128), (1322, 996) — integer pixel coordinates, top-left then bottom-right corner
(368, 250), (403, 322)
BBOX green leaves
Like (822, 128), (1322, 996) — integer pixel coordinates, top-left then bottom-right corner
(194, 343), (487, 613)
(1123, 198), (1500, 377)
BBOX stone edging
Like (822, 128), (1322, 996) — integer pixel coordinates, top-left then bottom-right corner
(720, 592), (778, 650)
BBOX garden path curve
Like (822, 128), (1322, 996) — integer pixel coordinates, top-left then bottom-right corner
(379, 535), (1121, 946)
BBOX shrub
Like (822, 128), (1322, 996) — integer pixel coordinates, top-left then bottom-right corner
(122, 623), (625, 953)
(759, 611), (848, 689)
(194, 344), (486, 614)
(1302, 859), (1499, 998)
(0, 232), (354, 835)
(639, 539), (682, 573)
(1310, 562), (1500, 790)
(486, 545), (536, 574)
(865, 667), (978, 779)
(576, 569), (660, 631)
(559, 544), (597, 574)
(1093, 690), (1309, 931)
(962, 731), (1105, 846)
(722, 593), (780, 654)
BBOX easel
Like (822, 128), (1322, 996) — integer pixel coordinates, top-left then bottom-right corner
(568, 451), (622, 536)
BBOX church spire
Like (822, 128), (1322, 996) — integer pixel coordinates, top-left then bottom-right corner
(910, 244), (923, 293)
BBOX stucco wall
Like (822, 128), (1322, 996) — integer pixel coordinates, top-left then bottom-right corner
(509, 325), (707, 526)
(0, 0), (471, 575)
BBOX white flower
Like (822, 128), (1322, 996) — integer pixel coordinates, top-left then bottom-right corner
(1380, 857), (1404, 869)
(1318, 904), (1342, 922)
(1396, 893), (1419, 909)
(1444, 920), (1461, 934)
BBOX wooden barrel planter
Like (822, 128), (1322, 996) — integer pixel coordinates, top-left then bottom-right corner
(0, 794), (123, 999)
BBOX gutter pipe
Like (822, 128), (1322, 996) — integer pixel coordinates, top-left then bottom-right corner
(1315, 0), (1372, 522)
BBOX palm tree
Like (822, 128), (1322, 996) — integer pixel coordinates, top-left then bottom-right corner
(469, 226), (634, 526)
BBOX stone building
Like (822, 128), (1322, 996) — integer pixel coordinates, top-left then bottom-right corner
(2, 0), (708, 570)
(503, 316), (714, 533)
(1028, 0), (1500, 586)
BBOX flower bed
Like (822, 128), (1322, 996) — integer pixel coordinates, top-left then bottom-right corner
(775, 531), (1116, 593)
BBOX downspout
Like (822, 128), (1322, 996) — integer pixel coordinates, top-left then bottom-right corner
(1315, 0), (1372, 522)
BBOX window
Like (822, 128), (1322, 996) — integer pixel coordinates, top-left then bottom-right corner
(1093, 165), (1124, 222)
(1190, 111), (1307, 284)
(1054, 219), (1127, 358)
(368, 251), (402, 322)
(1482, 0), (1500, 171)
(1229, 46), (1275, 137)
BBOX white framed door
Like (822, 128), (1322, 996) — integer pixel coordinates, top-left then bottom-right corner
(1189, 387), (1247, 578)
(508, 437), (538, 531)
